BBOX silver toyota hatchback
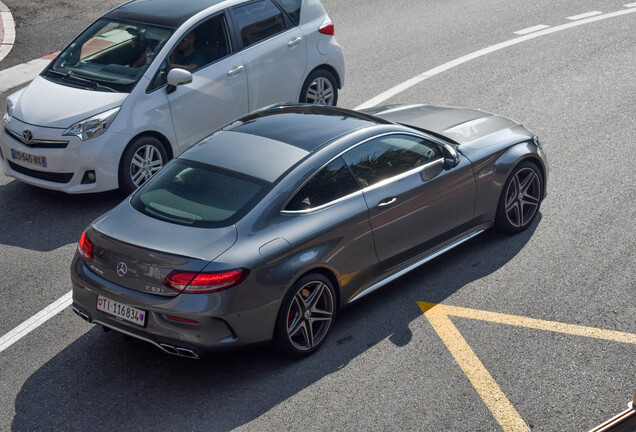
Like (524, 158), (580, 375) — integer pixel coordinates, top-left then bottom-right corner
(1, 0), (344, 194)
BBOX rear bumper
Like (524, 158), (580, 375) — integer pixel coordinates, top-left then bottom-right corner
(70, 256), (278, 357)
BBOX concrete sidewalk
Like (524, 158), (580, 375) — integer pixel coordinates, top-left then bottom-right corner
(0, 1), (15, 63)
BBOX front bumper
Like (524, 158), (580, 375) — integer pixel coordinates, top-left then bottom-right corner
(1, 118), (129, 193)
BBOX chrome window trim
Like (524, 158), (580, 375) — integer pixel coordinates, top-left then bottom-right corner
(360, 157), (444, 193)
(281, 131), (449, 214)
(281, 189), (364, 214)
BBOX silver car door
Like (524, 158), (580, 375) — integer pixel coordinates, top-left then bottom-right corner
(229, 0), (307, 111)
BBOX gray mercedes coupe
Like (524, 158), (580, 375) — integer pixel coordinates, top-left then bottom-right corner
(71, 103), (548, 358)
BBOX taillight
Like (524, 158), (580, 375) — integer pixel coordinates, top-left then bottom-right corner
(77, 230), (93, 261)
(319, 16), (334, 35)
(163, 268), (249, 294)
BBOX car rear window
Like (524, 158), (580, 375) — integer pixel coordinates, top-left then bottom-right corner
(232, 0), (287, 48)
(131, 159), (270, 227)
(274, 0), (302, 25)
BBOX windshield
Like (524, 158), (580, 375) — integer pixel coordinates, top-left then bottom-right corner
(44, 18), (173, 93)
(131, 160), (272, 228)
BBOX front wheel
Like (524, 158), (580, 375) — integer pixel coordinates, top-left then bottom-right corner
(119, 136), (168, 195)
(273, 273), (336, 357)
(299, 70), (338, 106)
(495, 161), (543, 233)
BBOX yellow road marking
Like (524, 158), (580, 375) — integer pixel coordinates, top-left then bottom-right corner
(417, 302), (636, 432)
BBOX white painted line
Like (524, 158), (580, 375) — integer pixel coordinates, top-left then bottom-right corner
(0, 58), (49, 92)
(355, 7), (636, 110)
(514, 24), (550, 35)
(0, 291), (72, 354)
(567, 11), (603, 20)
(625, 2), (636, 7)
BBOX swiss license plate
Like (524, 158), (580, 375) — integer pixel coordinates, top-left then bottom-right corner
(97, 295), (146, 327)
(11, 149), (47, 167)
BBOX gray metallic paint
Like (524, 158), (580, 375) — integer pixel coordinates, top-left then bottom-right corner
(71, 103), (548, 357)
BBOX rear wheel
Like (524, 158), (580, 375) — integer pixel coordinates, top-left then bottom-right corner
(495, 161), (543, 233)
(119, 136), (168, 195)
(299, 69), (338, 106)
(273, 273), (336, 357)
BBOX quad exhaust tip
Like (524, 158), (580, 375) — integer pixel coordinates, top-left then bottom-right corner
(72, 306), (90, 321)
(72, 307), (199, 359)
(159, 343), (200, 359)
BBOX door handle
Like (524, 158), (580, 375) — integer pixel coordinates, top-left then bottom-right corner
(227, 65), (244, 77)
(287, 36), (303, 48)
(377, 197), (397, 208)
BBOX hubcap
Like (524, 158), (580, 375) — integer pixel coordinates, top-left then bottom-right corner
(130, 144), (164, 187)
(286, 281), (334, 351)
(305, 77), (334, 105)
(504, 167), (541, 228)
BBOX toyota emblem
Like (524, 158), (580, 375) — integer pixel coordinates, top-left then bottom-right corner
(22, 130), (33, 144)
(116, 262), (128, 277)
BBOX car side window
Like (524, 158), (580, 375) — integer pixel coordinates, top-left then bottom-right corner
(148, 13), (231, 91)
(285, 158), (360, 211)
(273, 0), (301, 25)
(232, 0), (287, 48)
(341, 135), (443, 188)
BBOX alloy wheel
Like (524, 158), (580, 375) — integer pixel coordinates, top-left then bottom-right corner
(286, 280), (335, 351)
(130, 144), (164, 188)
(504, 166), (541, 228)
(305, 77), (335, 105)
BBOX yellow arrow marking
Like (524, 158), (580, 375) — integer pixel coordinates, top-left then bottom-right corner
(417, 302), (636, 432)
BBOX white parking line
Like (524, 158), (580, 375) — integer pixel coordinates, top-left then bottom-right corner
(625, 2), (636, 7)
(355, 8), (636, 110)
(514, 24), (550, 35)
(567, 11), (603, 20)
(0, 291), (72, 354)
(1, 6), (636, 356)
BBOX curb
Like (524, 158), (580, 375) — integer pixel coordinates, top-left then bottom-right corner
(0, 0), (15, 63)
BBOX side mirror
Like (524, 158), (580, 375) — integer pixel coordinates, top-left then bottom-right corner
(167, 68), (193, 87)
(441, 143), (461, 169)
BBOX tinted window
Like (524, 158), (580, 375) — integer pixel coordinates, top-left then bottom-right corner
(131, 160), (270, 227)
(342, 135), (442, 187)
(233, 0), (287, 48)
(286, 158), (360, 211)
(274, 0), (301, 25)
(149, 14), (231, 90)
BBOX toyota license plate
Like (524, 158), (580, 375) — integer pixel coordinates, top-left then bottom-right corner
(97, 295), (146, 327)
(11, 149), (47, 167)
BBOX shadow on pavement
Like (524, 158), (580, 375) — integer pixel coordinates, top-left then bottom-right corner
(0, 179), (123, 251)
(11, 217), (540, 431)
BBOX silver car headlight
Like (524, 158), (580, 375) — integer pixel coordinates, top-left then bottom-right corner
(3, 99), (14, 123)
(63, 107), (120, 141)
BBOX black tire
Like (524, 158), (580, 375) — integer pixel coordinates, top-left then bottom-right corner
(299, 69), (338, 106)
(119, 136), (168, 195)
(273, 273), (337, 357)
(495, 160), (544, 233)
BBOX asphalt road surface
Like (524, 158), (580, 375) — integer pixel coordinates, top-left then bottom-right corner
(0, 1), (634, 431)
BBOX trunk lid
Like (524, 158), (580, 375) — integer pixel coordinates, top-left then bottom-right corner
(86, 200), (238, 296)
